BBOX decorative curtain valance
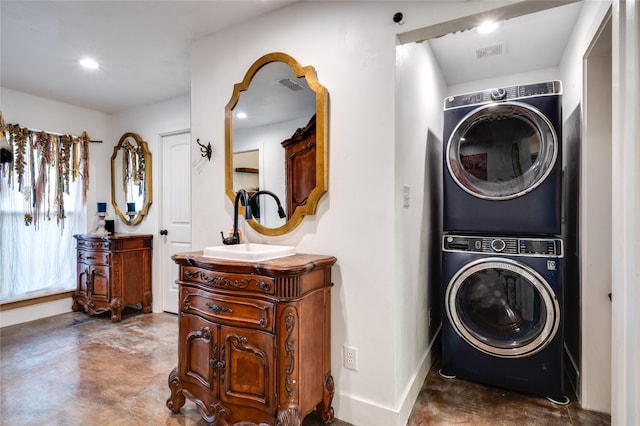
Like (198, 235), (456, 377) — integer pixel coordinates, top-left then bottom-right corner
(0, 112), (90, 230)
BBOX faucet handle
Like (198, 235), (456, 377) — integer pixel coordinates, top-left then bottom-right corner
(221, 231), (238, 245)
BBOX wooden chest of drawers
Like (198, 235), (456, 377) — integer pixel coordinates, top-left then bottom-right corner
(167, 252), (337, 425)
(72, 233), (153, 322)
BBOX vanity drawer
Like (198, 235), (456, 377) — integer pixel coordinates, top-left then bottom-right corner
(181, 286), (275, 332)
(77, 249), (110, 265)
(181, 267), (275, 295)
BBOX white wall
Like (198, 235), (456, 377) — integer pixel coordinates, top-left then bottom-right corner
(558, 0), (613, 413)
(109, 95), (190, 313)
(394, 39), (447, 423)
(190, 1), (521, 424)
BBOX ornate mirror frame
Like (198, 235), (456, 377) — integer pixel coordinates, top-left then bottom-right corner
(110, 132), (152, 226)
(225, 52), (328, 236)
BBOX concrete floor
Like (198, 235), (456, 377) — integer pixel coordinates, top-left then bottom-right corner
(1, 310), (610, 425)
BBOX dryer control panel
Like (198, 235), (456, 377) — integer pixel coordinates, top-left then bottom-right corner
(444, 81), (562, 110)
(443, 235), (563, 257)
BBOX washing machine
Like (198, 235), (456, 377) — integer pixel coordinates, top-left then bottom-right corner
(443, 81), (562, 235)
(441, 234), (565, 399)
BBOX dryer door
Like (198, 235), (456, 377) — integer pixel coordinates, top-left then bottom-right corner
(446, 101), (557, 200)
(445, 257), (560, 358)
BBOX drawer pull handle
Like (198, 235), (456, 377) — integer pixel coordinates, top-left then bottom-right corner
(184, 270), (197, 279)
(85, 256), (95, 260)
(257, 281), (269, 291)
(206, 303), (233, 314)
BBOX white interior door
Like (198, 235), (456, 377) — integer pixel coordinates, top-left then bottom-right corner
(161, 131), (191, 313)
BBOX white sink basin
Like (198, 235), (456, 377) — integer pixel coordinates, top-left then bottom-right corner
(202, 243), (296, 261)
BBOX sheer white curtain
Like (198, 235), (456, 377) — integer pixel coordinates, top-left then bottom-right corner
(0, 165), (86, 302)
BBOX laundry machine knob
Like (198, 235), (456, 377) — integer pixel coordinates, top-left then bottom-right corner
(491, 239), (506, 252)
(490, 88), (506, 100)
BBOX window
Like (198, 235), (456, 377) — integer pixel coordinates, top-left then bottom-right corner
(0, 128), (89, 302)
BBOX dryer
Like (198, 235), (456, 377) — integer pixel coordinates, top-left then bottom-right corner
(443, 81), (562, 235)
(441, 234), (565, 399)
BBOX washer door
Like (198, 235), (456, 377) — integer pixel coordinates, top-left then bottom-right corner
(446, 258), (560, 358)
(446, 101), (558, 200)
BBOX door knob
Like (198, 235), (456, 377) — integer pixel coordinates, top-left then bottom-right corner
(159, 229), (168, 236)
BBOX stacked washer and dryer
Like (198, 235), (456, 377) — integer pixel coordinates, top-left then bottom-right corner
(440, 81), (567, 402)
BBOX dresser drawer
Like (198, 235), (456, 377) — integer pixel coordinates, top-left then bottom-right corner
(77, 249), (110, 265)
(181, 286), (275, 332)
(181, 267), (275, 295)
(76, 239), (111, 250)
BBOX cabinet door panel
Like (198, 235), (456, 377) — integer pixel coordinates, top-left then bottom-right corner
(89, 266), (110, 300)
(220, 326), (275, 413)
(77, 264), (90, 295)
(180, 313), (218, 393)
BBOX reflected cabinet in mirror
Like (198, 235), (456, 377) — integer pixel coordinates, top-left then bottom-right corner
(225, 52), (328, 236)
(111, 132), (152, 226)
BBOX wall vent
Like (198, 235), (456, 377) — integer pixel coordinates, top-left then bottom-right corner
(278, 78), (305, 91)
(476, 43), (505, 59)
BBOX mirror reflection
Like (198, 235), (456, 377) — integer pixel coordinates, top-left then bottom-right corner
(111, 132), (152, 225)
(225, 52), (328, 236)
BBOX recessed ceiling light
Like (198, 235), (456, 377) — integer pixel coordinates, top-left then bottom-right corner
(236, 112), (247, 119)
(79, 58), (99, 70)
(477, 21), (499, 34)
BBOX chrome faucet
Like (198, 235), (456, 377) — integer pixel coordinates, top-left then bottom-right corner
(248, 190), (287, 220)
(221, 189), (251, 245)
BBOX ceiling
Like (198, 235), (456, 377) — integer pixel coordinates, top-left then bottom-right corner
(1, 1), (583, 115)
(428, 1), (583, 86)
(1, 0), (298, 114)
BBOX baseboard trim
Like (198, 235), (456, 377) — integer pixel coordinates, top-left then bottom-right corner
(0, 295), (74, 328)
(0, 290), (74, 311)
(397, 324), (441, 425)
(334, 326), (441, 426)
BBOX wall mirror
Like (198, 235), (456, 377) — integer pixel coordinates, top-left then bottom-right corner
(111, 132), (152, 226)
(225, 52), (328, 236)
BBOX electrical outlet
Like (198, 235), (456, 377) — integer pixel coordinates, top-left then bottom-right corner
(344, 346), (358, 371)
(428, 307), (433, 328)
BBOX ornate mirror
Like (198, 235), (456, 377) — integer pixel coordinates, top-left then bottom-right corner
(111, 132), (152, 226)
(225, 52), (328, 236)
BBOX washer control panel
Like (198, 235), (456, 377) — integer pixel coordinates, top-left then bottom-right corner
(443, 235), (563, 257)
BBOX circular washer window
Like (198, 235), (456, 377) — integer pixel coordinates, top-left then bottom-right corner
(446, 102), (557, 200)
(445, 258), (560, 358)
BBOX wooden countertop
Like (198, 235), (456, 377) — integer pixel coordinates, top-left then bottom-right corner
(172, 251), (337, 277)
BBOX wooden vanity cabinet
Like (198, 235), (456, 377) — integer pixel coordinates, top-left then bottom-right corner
(167, 252), (337, 426)
(72, 234), (153, 322)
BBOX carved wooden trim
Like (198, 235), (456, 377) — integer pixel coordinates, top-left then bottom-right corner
(183, 268), (273, 294)
(281, 307), (298, 401)
(276, 407), (302, 426)
(166, 367), (186, 413)
(276, 276), (300, 298)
